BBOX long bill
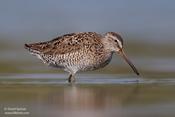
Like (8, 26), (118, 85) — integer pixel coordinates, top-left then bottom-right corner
(118, 50), (140, 75)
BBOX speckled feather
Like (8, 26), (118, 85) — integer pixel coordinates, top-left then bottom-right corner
(25, 32), (139, 82)
(25, 32), (112, 74)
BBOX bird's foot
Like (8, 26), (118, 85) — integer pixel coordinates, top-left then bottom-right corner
(68, 74), (76, 83)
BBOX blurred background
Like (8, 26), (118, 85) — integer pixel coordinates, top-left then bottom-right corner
(1, 1), (175, 117)
(0, 0), (175, 77)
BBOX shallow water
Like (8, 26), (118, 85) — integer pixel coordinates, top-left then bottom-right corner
(0, 74), (175, 117)
(1, 39), (175, 117)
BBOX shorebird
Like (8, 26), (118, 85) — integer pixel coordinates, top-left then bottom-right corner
(25, 32), (139, 83)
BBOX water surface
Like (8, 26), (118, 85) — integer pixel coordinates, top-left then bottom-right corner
(0, 74), (175, 117)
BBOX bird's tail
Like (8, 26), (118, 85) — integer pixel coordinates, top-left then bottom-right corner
(24, 42), (46, 54)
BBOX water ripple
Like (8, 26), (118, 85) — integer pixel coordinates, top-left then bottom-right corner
(0, 73), (175, 85)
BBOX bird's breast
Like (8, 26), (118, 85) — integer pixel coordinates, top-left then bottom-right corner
(38, 48), (113, 73)
(77, 50), (113, 71)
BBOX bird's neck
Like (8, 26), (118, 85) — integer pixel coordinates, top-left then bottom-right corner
(101, 37), (114, 52)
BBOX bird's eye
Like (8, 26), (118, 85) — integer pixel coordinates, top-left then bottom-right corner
(114, 40), (118, 43)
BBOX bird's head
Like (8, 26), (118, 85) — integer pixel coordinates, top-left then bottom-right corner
(104, 32), (140, 75)
(105, 32), (124, 52)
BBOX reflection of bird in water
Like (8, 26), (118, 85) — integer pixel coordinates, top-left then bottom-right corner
(25, 32), (139, 83)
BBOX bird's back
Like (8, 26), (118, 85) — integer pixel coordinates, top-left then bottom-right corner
(25, 32), (101, 54)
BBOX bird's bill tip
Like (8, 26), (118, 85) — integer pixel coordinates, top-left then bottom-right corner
(118, 50), (140, 76)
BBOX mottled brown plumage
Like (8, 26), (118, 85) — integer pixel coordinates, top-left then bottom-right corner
(25, 32), (139, 83)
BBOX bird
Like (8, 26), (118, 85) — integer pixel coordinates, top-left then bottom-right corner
(24, 32), (140, 83)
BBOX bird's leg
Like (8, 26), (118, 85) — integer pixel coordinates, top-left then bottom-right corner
(68, 74), (75, 83)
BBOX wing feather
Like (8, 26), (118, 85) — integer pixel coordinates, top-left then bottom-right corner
(25, 32), (103, 56)
(43, 32), (103, 55)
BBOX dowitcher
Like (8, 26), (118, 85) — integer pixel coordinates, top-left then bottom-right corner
(25, 32), (139, 83)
